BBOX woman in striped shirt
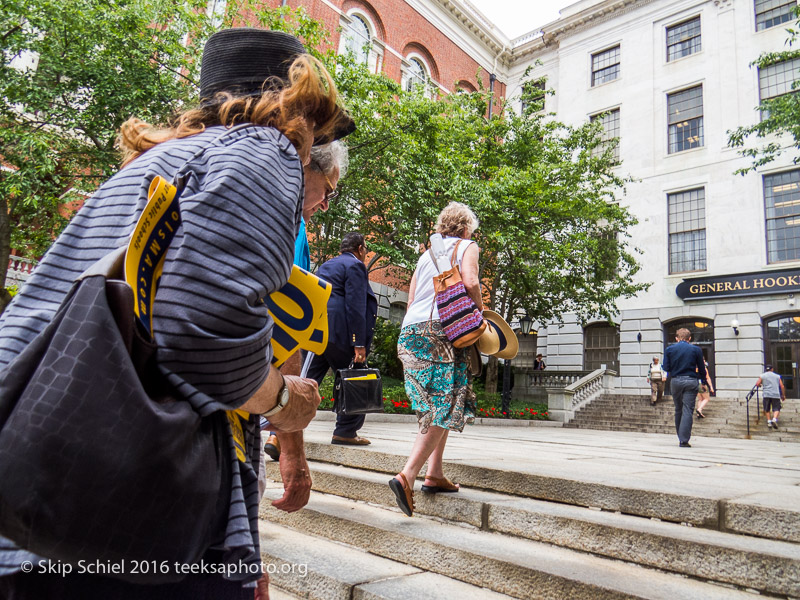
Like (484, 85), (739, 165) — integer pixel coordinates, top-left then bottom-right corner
(0, 28), (354, 599)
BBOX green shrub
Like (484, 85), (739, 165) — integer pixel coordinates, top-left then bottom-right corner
(369, 317), (403, 379)
(315, 364), (548, 420)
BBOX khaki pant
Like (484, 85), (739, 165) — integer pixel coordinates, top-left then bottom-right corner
(650, 380), (664, 403)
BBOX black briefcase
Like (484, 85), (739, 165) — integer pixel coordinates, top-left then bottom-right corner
(333, 362), (384, 415)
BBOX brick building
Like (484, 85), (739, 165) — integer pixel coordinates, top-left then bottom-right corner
(252, 0), (511, 321)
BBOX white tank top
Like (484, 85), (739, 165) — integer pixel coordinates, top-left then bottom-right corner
(402, 237), (474, 327)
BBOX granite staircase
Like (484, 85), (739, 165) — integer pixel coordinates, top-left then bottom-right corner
(258, 437), (800, 600)
(565, 394), (800, 442)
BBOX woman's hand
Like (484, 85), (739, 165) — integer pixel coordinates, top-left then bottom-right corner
(268, 376), (320, 432)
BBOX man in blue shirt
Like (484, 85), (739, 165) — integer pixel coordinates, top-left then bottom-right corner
(662, 327), (707, 447)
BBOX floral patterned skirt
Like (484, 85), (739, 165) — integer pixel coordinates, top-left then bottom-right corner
(397, 321), (475, 433)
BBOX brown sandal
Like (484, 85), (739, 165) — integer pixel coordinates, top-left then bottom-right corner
(421, 476), (459, 494)
(389, 473), (415, 517)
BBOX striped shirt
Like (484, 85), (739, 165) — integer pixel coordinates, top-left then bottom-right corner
(0, 124), (303, 585)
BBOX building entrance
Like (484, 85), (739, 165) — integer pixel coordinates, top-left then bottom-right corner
(764, 315), (800, 399)
(664, 318), (715, 388)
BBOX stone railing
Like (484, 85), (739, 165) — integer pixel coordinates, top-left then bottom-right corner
(544, 369), (617, 423)
(523, 370), (592, 391)
(6, 256), (37, 287)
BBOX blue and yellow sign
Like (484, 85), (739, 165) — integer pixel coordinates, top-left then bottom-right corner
(125, 176), (182, 337)
(125, 175), (331, 462)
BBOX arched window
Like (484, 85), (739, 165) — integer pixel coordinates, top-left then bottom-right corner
(344, 14), (371, 65)
(405, 57), (427, 93)
(584, 323), (620, 372)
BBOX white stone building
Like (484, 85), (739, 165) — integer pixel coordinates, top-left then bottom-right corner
(502, 0), (800, 398)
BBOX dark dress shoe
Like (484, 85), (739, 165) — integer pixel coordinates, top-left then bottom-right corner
(679, 441), (691, 448)
(331, 435), (371, 445)
(264, 434), (281, 461)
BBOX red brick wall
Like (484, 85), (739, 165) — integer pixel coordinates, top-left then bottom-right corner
(252, 1), (507, 291)
(279, 0), (506, 99)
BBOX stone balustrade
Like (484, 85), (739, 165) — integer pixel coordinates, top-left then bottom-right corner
(6, 256), (37, 287)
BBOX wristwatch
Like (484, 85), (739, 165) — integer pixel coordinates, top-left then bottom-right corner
(262, 374), (290, 418)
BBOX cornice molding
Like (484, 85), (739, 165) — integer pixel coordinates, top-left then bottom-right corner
(510, 0), (659, 65)
(407, 0), (514, 72)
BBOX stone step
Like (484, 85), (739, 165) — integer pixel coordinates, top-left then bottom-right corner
(268, 586), (301, 600)
(302, 441), (800, 543)
(259, 488), (759, 600)
(566, 423), (800, 441)
(264, 461), (800, 596)
(259, 520), (510, 599)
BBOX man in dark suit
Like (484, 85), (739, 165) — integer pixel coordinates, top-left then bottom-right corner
(307, 232), (378, 445)
(662, 327), (707, 448)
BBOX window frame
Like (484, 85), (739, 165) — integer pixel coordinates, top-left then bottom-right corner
(583, 323), (620, 373)
(755, 0), (797, 32)
(343, 13), (372, 66)
(759, 57), (800, 102)
(521, 79), (546, 114)
(591, 45), (621, 87)
(403, 53), (435, 98)
(667, 85), (704, 154)
(668, 187), (707, 274)
(764, 168), (800, 263)
(590, 107), (621, 163)
(666, 16), (702, 62)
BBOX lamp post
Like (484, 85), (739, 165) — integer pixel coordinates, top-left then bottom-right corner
(501, 314), (534, 417)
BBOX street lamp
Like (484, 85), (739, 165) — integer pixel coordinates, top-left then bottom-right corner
(502, 314), (533, 417)
(519, 315), (533, 336)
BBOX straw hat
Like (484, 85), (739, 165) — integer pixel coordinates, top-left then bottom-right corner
(475, 310), (519, 360)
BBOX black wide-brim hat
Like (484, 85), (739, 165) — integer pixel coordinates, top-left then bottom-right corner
(199, 28), (355, 144)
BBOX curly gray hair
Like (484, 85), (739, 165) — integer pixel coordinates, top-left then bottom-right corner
(307, 140), (349, 179)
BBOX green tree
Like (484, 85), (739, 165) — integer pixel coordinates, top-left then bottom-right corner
(0, 0), (333, 312)
(310, 66), (645, 390)
(727, 8), (800, 173)
(0, 0), (217, 310)
(3, 2), (646, 388)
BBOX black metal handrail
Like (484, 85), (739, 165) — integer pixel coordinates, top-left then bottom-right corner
(744, 384), (760, 439)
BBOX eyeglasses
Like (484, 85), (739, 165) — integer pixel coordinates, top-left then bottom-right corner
(323, 174), (339, 202)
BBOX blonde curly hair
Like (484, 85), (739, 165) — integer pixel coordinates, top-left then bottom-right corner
(435, 201), (479, 238)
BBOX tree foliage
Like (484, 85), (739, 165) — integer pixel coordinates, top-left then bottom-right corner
(728, 8), (800, 173)
(311, 63), (645, 327)
(3, 2), (646, 343)
(0, 0), (220, 311)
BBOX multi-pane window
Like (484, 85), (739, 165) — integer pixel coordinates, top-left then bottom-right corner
(344, 15), (371, 65)
(405, 57), (427, 93)
(755, 0), (796, 31)
(590, 109), (620, 162)
(759, 58), (800, 100)
(521, 80), (546, 114)
(584, 324), (620, 372)
(666, 17), (701, 61)
(764, 169), (800, 262)
(668, 188), (707, 273)
(591, 46), (620, 86)
(667, 86), (703, 153)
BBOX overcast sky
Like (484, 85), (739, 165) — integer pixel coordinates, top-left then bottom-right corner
(467, 0), (575, 39)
